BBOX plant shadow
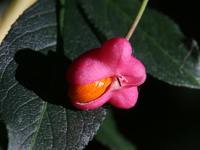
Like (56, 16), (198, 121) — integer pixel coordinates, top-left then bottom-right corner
(14, 49), (77, 110)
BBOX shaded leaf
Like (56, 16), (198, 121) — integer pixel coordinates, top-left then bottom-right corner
(63, 0), (101, 60)
(95, 109), (137, 150)
(0, 0), (106, 149)
(80, 0), (200, 89)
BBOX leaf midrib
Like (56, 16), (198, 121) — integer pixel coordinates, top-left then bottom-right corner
(29, 102), (47, 150)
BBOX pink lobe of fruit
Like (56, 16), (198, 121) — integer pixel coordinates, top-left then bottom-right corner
(66, 37), (146, 110)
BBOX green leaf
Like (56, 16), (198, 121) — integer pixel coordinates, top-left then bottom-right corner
(80, 0), (200, 89)
(63, 0), (101, 60)
(95, 109), (137, 150)
(0, 0), (106, 149)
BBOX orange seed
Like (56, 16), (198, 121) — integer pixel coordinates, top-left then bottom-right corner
(68, 77), (112, 103)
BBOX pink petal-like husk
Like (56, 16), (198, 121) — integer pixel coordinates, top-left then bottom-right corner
(66, 37), (146, 110)
(109, 86), (138, 109)
(98, 37), (132, 70)
(118, 56), (146, 86)
(70, 91), (114, 110)
(70, 86), (138, 110)
(66, 48), (113, 85)
(66, 37), (133, 85)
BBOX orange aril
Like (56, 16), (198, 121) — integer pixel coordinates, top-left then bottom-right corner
(68, 77), (112, 103)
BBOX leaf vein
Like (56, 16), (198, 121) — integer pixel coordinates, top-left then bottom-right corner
(29, 102), (48, 150)
(8, 23), (57, 47)
(16, 118), (39, 133)
(2, 82), (18, 109)
(10, 9), (56, 35)
(18, 131), (36, 150)
(13, 96), (40, 121)
(0, 58), (13, 83)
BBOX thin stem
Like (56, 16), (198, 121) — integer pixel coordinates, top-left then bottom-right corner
(125, 0), (149, 41)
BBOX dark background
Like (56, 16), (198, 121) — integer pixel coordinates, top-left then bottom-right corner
(1, 0), (200, 150)
(86, 0), (200, 150)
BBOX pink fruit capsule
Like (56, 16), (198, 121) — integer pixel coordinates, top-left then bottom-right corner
(66, 37), (146, 110)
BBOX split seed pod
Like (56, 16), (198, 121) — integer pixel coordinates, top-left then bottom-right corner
(66, 37), (146, 110)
